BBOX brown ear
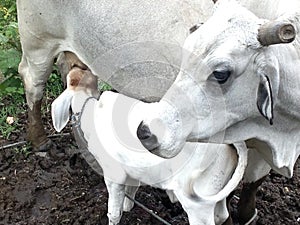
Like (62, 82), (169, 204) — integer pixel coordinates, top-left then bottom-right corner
(70, 77), (81, 87)
(67, 67), (85, 90)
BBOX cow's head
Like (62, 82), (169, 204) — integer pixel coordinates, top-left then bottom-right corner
(137, 0), (297, 158)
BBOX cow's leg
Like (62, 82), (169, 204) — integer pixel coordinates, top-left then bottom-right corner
(19, 52), (56, 150)
(175, 191), (215, 225)
(123, 185), (139, 212)
(166, 190), (178, 203)
(237, 176), (266, 225)
(237, 148), (271, 224)
(218, 197), (232, 225)
(105, 180), (125, 225)
(186, 202), (215, 225)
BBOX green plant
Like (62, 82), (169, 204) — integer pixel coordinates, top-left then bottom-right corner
(46, 70), (64, 97)
(42, 71), (64, 115)
(14, 143), (31, 157)
(0, 1), (25, 141)
(0, 1), (19, 47)
(0, 0), (23, 97)
(0, 94), (24, 140)
(99, 81), (112, 91)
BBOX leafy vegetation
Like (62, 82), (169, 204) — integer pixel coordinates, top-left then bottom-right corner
(0, 0), (23, 141)
(0, 97), (24, 139)
(0, 0), (19, 49)
(0, 0), (22, 95)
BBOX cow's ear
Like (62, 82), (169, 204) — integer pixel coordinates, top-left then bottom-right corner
(257, 74), (273, 125)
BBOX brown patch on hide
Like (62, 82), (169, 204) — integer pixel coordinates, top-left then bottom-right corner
(67, 67), (98, 98)
(70, 78), (80, 87)
(68, 68), (86, 89)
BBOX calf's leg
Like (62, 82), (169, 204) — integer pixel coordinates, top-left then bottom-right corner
(105, 180), (126, 225)
(219, 197), (233, 225)
(175, 191), (216, 225)
(123, 185), (139, 212)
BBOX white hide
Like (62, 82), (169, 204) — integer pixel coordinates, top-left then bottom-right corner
(17, 0), (215, 109)
(88, 92), (248, 225)
(17, 0), (299, 107)
(19, 0), (294, 108)
(140, 0), (300, 177)
(52, 88), (248, 225)
(19, 0), (298, 178)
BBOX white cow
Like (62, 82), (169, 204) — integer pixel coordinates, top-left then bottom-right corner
(17, 0), (287, 223)
(17, 0), (215, 149)
(17, 0), (298, 152)
(137, 0), (300, 178)
(136, 1), (298, 221)
(51, 68), (248, 225)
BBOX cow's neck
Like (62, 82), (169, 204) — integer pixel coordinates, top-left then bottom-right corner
(273, 44), (300, 119)
(222, 115), (300, 178)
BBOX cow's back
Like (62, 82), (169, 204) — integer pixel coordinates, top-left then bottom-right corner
(238, 0), (300, 19)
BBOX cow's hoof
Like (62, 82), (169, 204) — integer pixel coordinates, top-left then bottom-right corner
(48, 144), (66, 160)
(32, 139), (53, 152)
(244, 209), (258, 225)
(221, 216), (233, 225)
(123, 199), (134, 212)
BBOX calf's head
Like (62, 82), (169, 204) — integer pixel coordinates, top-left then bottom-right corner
(137, 0), (297, 158)
(51, 67), (98, 132)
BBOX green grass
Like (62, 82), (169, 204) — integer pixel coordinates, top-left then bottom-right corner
(13, 143), (31, 157)
(42, 72), (64, 116)
(0, 94), (24, 140)
(0, 0), (24, 142)
(99, 81), (112, 92)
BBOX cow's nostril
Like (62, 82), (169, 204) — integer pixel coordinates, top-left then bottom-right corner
(137, 121), (152, 140)
(137, 121), (160, 151)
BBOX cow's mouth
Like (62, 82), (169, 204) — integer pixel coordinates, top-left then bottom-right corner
(137, 121), (161, 152)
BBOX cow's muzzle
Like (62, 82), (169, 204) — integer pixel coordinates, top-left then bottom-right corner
(137, 121), (160, 152)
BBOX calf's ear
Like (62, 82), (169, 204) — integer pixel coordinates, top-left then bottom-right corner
(51, 90), (74, 132)
(257, 75), (273, 125)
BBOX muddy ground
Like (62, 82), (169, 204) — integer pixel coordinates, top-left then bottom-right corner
(0, 117), (299, 225)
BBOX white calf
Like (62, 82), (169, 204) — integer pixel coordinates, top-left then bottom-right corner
(51, 68), (248, 225)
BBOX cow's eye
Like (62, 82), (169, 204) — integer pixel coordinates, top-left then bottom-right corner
(213, 71), (231, 84)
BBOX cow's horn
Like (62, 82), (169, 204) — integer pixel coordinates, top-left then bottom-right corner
(258, 21), (296, 46)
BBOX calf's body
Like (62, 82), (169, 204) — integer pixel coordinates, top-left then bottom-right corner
(51, 69), (248, 225)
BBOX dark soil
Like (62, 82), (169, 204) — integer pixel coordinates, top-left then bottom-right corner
(0, 118), (299, 225)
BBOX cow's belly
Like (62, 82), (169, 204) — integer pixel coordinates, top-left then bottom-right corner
(18, 0), (214, 101)
(71, 0), (214, 101)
